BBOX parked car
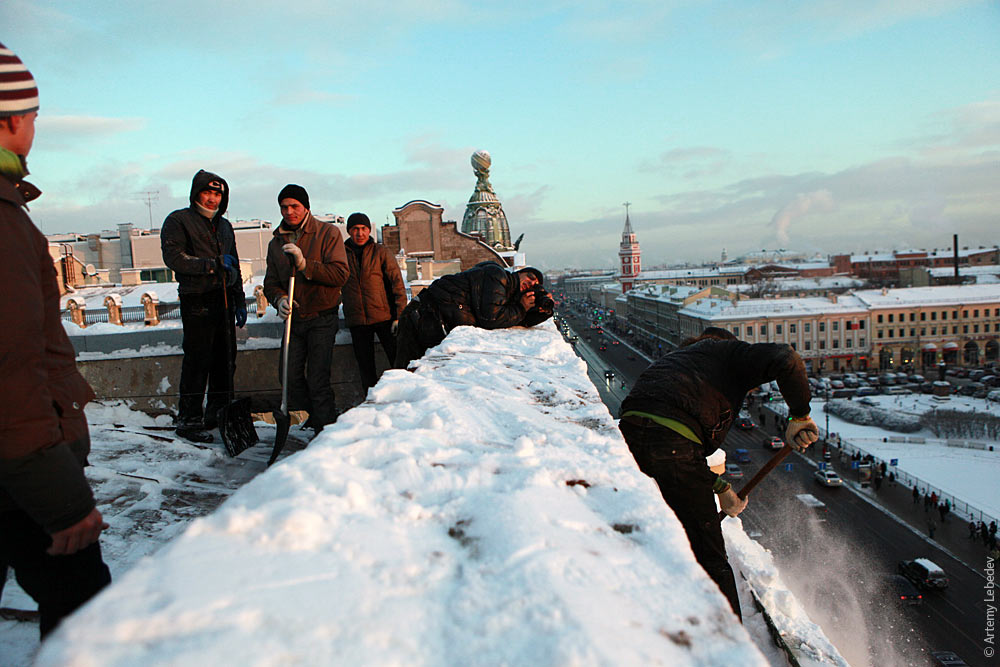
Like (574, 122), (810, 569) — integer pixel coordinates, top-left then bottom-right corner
(813, 469), (843, 487)
(763, 436), (784, 450)
(982, 374), (1000, 387)
(959, 382), (984, 396)
(736, 417), (755, 430)
(987, 389), (1000, 403)
(898, 558), (949, 590)
(856, 386), (879, 397)
(885, 574), (923, 605)
(907, 374), (925, 383)
(724, 463), (744, 479)
(734, 448), (752, 463)
(830, 379), (846, 389)
(967, 369), (985, 381)
(886, 386), (912, 395)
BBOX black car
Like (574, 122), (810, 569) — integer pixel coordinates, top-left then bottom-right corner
(736, 417), (755, 430)
(885, 574), (922, 605)
(930, 651), (970, 666)
(898, 558), (949, 590)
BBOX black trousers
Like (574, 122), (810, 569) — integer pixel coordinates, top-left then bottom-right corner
(178, 290), (235, 426)
(282, 312), (338, 428)
(349, 320), (396, 391)
(0, 507), (111, 638)
(619, 419), (742, 621)
(394, 299), (446, 370)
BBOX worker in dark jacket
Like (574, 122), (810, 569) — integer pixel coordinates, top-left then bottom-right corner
(263, 185), (350, 432)
(619, 327), (818, 621)
(161, 169), (246, 442)
(394, 261), (553, 369)
(342, 212), (408, 391)
(0, 41), (111, 639)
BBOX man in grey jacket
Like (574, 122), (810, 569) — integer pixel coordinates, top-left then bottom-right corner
(161, 170), (246, 442)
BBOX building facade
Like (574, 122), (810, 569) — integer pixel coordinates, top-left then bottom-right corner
(618, 209), (640, 292)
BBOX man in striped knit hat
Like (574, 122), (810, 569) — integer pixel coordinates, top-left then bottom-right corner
(0, 42), (111, 638)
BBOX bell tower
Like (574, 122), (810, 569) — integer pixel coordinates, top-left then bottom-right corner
(619, 202), (641, 292)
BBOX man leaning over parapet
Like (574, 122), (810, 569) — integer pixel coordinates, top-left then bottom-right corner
(394, 260), (554, 369)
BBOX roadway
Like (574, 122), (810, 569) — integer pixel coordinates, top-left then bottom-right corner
(556, 305), (991, 667)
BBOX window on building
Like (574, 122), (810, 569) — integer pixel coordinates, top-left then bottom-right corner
(776, 324), (783, 335)
(910, 328), (915, 337)
(859, 337), (865, 346)
(920, 312), (926, 321)
(888, 329), (894, 338)
(805, 323), (812, 333)
(952, 326), (958, 334)
(953, 311), (959, 319)
(963, 325), (969, 333)
(932, 312), (937, 321)
(974, 309), (979, 318)
(805, 341), (811, 350)
(974, 324), (979, 333)
(819, 340), (826, 349)
(877, 314), (884, 323)
(859, 321), (866, 330)
(888, 313), (894, 323)
(931, 327), (937, 335)
(846, 339), (853, 348)
(819, 322), (826, 332)
(899, 329), (904, 337)
(790, 323), (797, 334)
(833, 321), (839, 331)
(732, 326), (740, 336)
(878, 330), (884, 339)
(921, 328), (926, 336)
(832, 340), (839, 348)
(761, 325), (767, 336)
(909, 313), (915, 322)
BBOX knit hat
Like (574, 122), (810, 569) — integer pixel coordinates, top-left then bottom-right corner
(278, 184), (309, 210)
(515, 267), (545, 287)
(0, 42), (39, 118)
(346, 212), (371, 231)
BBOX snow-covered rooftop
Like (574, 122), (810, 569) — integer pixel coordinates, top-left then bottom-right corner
(854, 283), (1000, 308)
(681, 294), (869, 320)
(36, 325), (774, 666)
(638, 266), (747, 280)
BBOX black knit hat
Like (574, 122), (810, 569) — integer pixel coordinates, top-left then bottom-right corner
(278, 184), (310, 210)
(346, 212), (371, 231)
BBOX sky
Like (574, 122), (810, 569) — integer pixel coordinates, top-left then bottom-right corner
(4, 0), (999, 270)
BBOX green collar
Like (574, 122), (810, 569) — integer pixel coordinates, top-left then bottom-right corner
(0, 148), (27, 181)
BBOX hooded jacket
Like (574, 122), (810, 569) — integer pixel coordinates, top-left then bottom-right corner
(263, 212), (349, 320)
(421, 261), (543, 331)
(620, 338), (811, 456)
(0, 170), (97, 531)
(160, 170), (244, 298)
(341, 237), (407, 328)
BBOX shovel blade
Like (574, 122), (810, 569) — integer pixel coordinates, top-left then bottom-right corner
(269, 411), (292, 466)
(218, 397), (259, 457)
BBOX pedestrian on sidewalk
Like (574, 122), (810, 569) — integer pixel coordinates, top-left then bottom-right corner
(981, 522), (990, 546)
(937, 502), (947, 523)
(927, 516), (937, 539)
(912, 485), (919, 504)
(924, 493), (932, 512)
(968, 520), (978, 540)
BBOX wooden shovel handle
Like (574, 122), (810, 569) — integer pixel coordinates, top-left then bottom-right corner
(718, 444), (793, 521)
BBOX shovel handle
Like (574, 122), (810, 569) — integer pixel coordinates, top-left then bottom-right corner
(718, 444), (793, 521)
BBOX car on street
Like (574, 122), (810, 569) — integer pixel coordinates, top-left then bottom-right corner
(763, 436), (784, 450)
(856, 386), (879, 397)
(724, 463), (743, 479)
(885, 574), (923, 605)
(734, 448), (752, 463)
(604, 369), (615, 380)
(736, 417), (755, 430)
(813, 469), (843, 487)
(898, 558), (949, 590)
(929, 650), (970, 666)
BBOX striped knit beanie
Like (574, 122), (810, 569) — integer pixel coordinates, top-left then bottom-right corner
(0, 42), (39, 118)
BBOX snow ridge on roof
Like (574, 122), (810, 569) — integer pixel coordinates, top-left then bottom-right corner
(37, 325), (765, 666)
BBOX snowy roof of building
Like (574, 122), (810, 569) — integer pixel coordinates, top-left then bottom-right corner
(849, 247), (999, 263)
(928, 264), (1000, 277)
(565, 273), (617, 283)
(853, 283), (1000, 308)
(637, 266), (748, 280)
(680, 294), (869, 320)
(729, 276), (864, 293)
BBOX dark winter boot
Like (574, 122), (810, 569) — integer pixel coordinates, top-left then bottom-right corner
(176, 419), (214, 443)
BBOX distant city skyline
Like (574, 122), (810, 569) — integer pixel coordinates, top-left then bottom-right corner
(4, 1), (999, 270)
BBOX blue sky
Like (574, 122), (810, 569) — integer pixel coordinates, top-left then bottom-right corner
(4, 0), (999, 270)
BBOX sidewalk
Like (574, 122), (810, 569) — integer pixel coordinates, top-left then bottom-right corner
(759, 404), (996, 571)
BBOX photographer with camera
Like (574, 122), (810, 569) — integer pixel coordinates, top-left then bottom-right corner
(394, 261), (553, 369)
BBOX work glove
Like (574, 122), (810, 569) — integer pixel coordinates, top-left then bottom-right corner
(391, 320), (399, 335)
(221, 254), (240, 286)
(718, 487), (748, 518)
(283, 243), (306, 271)
(277, 297), (291, 320)
(235, 304), (248, 328)
(785, 416), (820, 451)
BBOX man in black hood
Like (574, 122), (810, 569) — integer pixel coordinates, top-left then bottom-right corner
(394, 261), (553, 369)
(161, 170), (246, 442)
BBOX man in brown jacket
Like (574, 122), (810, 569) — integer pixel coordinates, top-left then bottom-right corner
(342, 212), (407, 391)
(0, 41), (111, 638)
(263, 185), (349, 432)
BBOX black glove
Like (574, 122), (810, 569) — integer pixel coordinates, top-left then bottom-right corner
(521, 287), (554, 327)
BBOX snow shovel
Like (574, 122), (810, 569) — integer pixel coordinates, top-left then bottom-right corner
(217, 260), (259, 457)
(717, 443), (793, 521)
(268, 265), (296, 466)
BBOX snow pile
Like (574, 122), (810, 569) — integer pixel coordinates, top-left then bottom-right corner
(724, 520), (849, 667)
(824, 399), (921, 432)
(36, 325), (766, 666)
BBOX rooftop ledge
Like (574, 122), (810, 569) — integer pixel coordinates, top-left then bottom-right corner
(37, 324), (839, 666)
